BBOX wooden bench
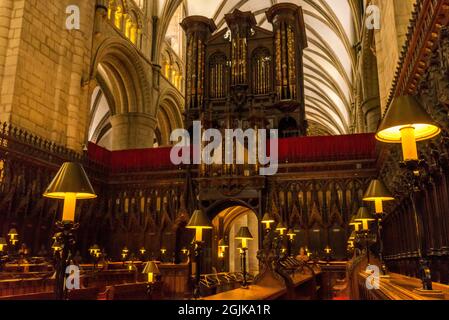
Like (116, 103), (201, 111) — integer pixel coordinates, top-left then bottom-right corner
(103, 282), (150, 300)
(67, 287), (101, 300)
(0, 292), (55, 300)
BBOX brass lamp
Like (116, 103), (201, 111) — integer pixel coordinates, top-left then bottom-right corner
(89, 244), (100, 257)
(218, 239), (228, 258)
(261, 212), (275, 229)
(7, 228), (18, 245)
(363, 179), (394, 214)
(121, 246), (129, 260)
(0, 237), (6, 252)
(363, 179), (395, 276)
(43, 162), (97, 222)
(376, 96), (441, 292)
(287, 228), (296, 240)
(142, 261), (160, 283)
(235, 227), (253, 249)
(187, 209), (212, 299)
(376, 95), (440, 162)
(275, 222), (287, 235)
(186, 209), (212, 242)
(324, 246), (332, 254)
(43, 163), (96, 300)
(349, 216), (362, 232)
(235, 226), (253, 289)
(7, 228), (18, 240)
(140, 247), (146, 255)
(355, 207), (375, 231)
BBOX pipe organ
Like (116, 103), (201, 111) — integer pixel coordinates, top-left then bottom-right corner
(182, 4), (308, 141)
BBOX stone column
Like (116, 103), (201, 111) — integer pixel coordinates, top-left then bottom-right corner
(110, 113), (157, 150)
(362, 97), (381, 133)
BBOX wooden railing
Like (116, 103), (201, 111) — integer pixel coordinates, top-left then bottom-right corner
(348, 254), (449, 300)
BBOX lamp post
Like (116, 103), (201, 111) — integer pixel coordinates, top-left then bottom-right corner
(261, 212), (275, 231)
(324, 246), (332, 264)
(8, 228), (18, 247)
(286, 228), (296, 256)
(235, 226), (253, 289)
(275, 222), (287, 236)
(349, 216), (362, 232)
(354, 207), (375, 264)
(43, 162), (96, 300)
(89, 244), (101, 270)
(139, 247), (147, 262)
(142, 261), (160, 298)
(218, 239), (228, 272)
(186, 209), (212, 299)
(363, 179), (395, 276)
(0, 237), (7, 272)
(375, 95), (441, 291)
(121, 246), (129, 263)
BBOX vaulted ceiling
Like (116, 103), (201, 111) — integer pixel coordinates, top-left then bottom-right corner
(157, 0), (361, 135)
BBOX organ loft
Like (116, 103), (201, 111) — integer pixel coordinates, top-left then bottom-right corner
(1, 0), (449, 304)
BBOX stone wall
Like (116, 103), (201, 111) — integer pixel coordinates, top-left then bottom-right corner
(373, 0), (416, 112)
(0, 0), (95, 151)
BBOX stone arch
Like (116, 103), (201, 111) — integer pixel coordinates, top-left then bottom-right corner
(156, 88), (184, 145)
(91, 38), (152, 114)
(89, 38), (156, 150)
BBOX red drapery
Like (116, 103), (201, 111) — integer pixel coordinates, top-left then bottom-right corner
(88, 134), (377, 172)
(274, 133), (377, 163)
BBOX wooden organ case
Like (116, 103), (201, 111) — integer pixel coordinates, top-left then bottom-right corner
(182, 3), (308, 141)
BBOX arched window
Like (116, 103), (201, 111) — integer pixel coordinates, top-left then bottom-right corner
(209, 52), (228, 99)
(108, 1), (142, 47)
(162, 51), (172, 80)
(252, 47), (272, 95)
(125, 11), (139, 45)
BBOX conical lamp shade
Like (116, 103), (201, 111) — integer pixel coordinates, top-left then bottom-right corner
(0, 237), (7, 246)
(142, 261), (160, 275)
(186, 209), (212, 229)
(235, 227), (253, 240)
(355, 207), (375, 222)
(261, 212), (275, 224)
(376, 96), (440, 143)
(89, 244), (100, 251)
(43, 162), (96, 199)
(276, 222), (287, 230)
(287, 229), (296, 236)
(363, 179), (394, 201)
(8, 228), (18, 237)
